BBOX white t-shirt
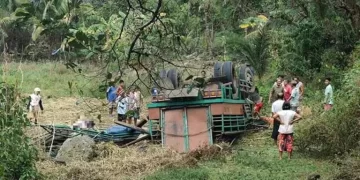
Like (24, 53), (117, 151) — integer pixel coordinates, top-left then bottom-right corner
(117, 97), (129, 115)
(272, 99), (284, 113)
(30, 93), (41, 106)
(277, 110), (296, 134)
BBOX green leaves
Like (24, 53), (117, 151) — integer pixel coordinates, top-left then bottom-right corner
(14, 0), (29, 6)
(14, 7), (30, 17)
(0, 83), (40, 179)
(31, 25), (45, 41)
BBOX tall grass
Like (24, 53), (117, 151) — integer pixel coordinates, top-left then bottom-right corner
(1, 62), (103, 98)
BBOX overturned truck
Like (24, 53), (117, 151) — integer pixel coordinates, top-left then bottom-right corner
(147, 61), (262, 153)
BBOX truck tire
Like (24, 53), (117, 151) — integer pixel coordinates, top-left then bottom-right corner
(239, 65), (255, 93)
(153, 69), (168, 89)
(214, 62), (223, 78)
(159, 69), (167, 78)
(167, 69), (179, 89)
(222, 61), (236, 93)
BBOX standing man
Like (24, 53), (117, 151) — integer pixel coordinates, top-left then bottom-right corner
(293, 77), (304, 113)
(116, 93), (129, 122)
(27, 87), (44, 125)
(133, 86), (143, 126)
(106, 79), (117, 116)
(289, 80), (300, 112)
(259, 93), (284, 146)
(272, 102), (302, 160)
(116, 80), (125, 97)
(323, 78), (334, 111)
(293, 77), (304, 98)
(283, 79), (292, 102)
(273, 75), (285, 88)
(269, 79), (284, 104)
(271, 93), (285, 145)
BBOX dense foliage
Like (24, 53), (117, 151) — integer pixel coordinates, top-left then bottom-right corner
(1, 0), (359, 82)
(0, 83), (40, 179)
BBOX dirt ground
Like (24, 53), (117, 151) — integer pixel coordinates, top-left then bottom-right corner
(29, 97), (149, 128)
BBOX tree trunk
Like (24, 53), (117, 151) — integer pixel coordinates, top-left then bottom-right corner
(204, 0), (212, 55)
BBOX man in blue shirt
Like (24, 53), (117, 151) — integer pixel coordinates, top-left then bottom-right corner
(106, 80), (117, 116)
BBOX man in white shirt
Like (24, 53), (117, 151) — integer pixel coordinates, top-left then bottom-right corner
(323, 77), (334, 111)
(272, 102), (302, 160)
(259, 93), (284, 145)
(27, 87), (44, 125)
(270, 93), (285, 145)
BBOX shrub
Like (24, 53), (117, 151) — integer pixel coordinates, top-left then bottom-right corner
(0, 82), (41, 179)
(297, 60), (360, 156)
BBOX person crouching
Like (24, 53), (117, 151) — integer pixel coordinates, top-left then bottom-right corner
(27, 87), (44, 125)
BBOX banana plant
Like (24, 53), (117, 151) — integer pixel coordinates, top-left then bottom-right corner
(8, 0), (81, 41)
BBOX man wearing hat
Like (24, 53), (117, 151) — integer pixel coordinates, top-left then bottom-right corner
(106, 79), (117, 116)
(27, 87), (44, 124)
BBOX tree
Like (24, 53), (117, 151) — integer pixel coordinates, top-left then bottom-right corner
(0, 83), (40, 179)
(237, 15), (270, 80)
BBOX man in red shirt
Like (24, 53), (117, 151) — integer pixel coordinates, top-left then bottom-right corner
(116, 80), (125, 97)
(283, 79), (292, 102)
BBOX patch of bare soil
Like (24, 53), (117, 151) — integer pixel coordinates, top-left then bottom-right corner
(30, 96), (150, 127)
(31, 97), (108, 126)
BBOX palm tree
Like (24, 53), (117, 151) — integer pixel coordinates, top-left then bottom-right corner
(238, 15), (270, 80)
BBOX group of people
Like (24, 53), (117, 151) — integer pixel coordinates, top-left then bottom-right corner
(106, 79), (143, 125)
(25, 79), (144, 126)
(255, 75), (334, 160)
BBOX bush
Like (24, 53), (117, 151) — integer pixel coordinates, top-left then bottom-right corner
(297, 60), (360, 156)
(0, 83), (41, 179)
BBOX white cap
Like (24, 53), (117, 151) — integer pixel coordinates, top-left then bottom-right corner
(34, 87), (41, 92)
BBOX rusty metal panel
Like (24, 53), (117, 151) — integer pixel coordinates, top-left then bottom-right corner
(210, 103), (244, 115)
(165, 88), (199, 98)
(187, 107), (211, 151)
(163, 109), (186, 152)
(148, 108), (160, 120)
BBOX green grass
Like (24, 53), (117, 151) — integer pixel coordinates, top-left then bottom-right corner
(146, 131), (339, 180)
(1, 62), (103, 97)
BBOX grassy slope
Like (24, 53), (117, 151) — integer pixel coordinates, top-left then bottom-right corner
(146, 131), (338, 180)
(1, 62), (102, 97)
